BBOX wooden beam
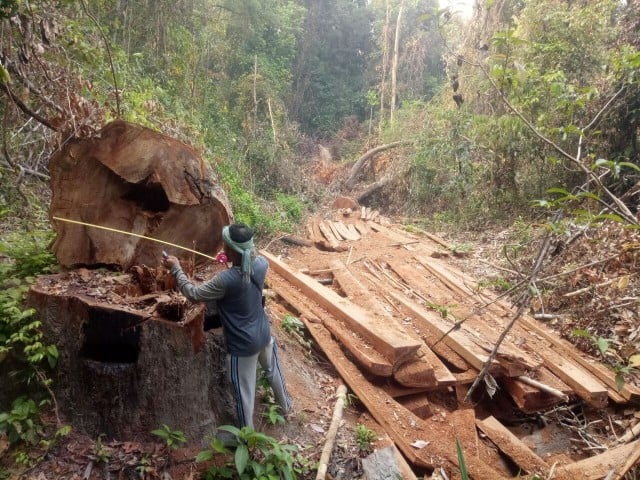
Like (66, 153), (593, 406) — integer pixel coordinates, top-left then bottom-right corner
(554, 439), (640, 480)
(267, 273), (394, 377)
(503, 368), (572, 412)
(534, 350), (608, 408)
(263, 251), (422, 366)
(518, 316), (640, 404)
(387, 259), (539, 375)
(331, 259), (454, 387)
(271, 277), (509, 479)
(390, 291), (503, 374)
(476, 416), (550, 478)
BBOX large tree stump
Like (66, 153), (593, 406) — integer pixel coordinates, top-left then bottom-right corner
(26, 122), (237, 441)
(49, 120), (232, 269)
(28, 269), (235, 441)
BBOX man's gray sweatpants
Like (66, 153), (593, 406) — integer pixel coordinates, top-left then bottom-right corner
(227, 336), (291, 429)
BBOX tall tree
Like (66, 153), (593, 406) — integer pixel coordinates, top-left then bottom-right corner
(289, 0), (374, 136)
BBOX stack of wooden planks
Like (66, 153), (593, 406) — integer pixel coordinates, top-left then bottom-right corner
(263, 212), (640, 479)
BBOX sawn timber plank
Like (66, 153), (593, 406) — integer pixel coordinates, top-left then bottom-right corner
(390, 291), (504, 374)
(554, 439), (640, 480)
(275, 284), (510, 479)
(423, 256), (640, 404)
(476, 416), (550, 478)
(389, 258), (542, 375)
(262, 250), (422, 366)
(330, 259), (455, 387)
(267, 273), (394, 377)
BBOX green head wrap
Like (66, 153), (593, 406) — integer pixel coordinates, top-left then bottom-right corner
(222, 225), (255, 283)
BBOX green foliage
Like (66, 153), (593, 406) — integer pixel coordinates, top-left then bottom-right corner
(151, 424), (187, 450)
(281, 314), (304, 336)
(571, 329), (638, 390)
(275, 193), (305, 226)
(0, 397), (43, 445)
(0, 230), (57, 279)
(281, 314), (311, 351)
(0, 0), (20, 19)
(89, 435), (111, 464)
(197, 425), (301, 480)
(478, 277), (513, 292)
(354, 424), (376, 453)
(455, 438), (470, 480)
(261, 404), (285, 426)
(0, 228), (59, 448)
(0, 231), (59, 374)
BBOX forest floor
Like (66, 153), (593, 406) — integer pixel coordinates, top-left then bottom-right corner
(2, 204), (640, 480)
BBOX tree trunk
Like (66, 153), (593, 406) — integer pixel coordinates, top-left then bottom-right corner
(49, 120), (232, 270)
(27, 122), (237, 441)
(390, 0), (404, 125)
(356, 174), (394, 203)
(27, 267), (235, 441)
(378, 1), (391, 135)
(345, 140), (412, 189)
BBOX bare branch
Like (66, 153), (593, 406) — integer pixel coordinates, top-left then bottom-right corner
(0, 82), (58, 131)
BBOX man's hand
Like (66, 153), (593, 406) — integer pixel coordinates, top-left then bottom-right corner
(162, 255), (180, 270)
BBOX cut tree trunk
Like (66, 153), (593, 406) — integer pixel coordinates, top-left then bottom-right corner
(49, 120), (232, 269)
(28, 268), (235, 441)
(27, 121), (236, 441)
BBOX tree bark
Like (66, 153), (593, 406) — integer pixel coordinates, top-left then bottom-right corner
(345, 140), (412, 189)
(390, 0), (404, 125)
(378, 1), (391, 135)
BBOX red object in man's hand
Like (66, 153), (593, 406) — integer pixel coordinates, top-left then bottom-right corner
(215, 251), (228, 264)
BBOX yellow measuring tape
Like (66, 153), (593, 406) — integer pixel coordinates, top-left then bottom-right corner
(52, 216), (216, 261)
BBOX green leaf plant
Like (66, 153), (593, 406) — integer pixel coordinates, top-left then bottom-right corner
(196, 425), (301, 480)
(572, 329), (638, 391)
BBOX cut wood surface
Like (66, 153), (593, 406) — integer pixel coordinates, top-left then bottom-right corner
(476, 416), (550, 477)
(330, 258), (454, 387)
(554, 439), (640, 480)
(262, 218), (639, 479)
(334, 221), (360, 241)
(388, 258), (543, 375)
(443, 270), (640, 404)
(317, 221), (347, 251)
(327, 220), (345, 241)
(533, 350), (608, 408)
(49, 120), (232, 269)
(518, 315), (640, 403)
(266, 273), (394, 377)
(390, 292), (503, 373)
(270, 276), (510, 479)
(397, 393), (433, 419)
(263, 251), (422, 365)
(503, 368), (571, 412)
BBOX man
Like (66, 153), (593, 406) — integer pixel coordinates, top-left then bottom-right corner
(162, 223), (291, 430)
